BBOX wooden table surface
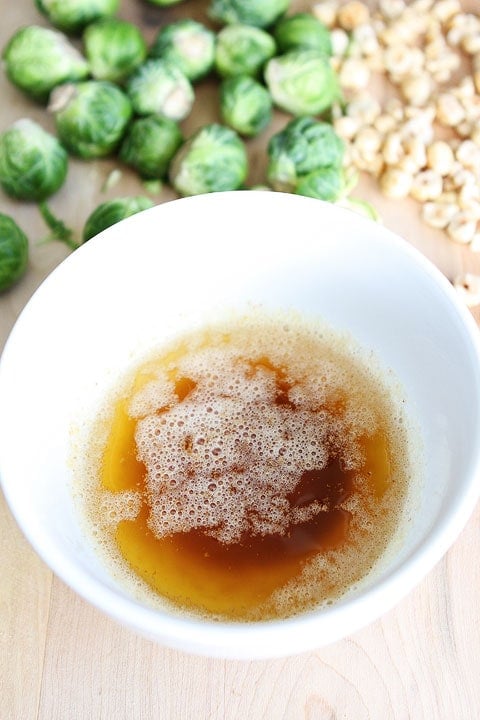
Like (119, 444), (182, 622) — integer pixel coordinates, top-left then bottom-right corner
(1, 1), (480, 718)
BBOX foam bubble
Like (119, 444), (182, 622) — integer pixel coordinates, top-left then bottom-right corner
(134, 343), (378, 544)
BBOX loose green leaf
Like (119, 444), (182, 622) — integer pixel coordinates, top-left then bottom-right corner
(38, 202), (78, 250)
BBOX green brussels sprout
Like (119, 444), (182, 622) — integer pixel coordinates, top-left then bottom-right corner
(126, 59), (194, 121)
(0, 119), (68, 201)
(119, 116), (183, 179)
(267, 116), (344, 193)
(34, 0), (119, 35)
(220, 76), (272, 137)
(295, 166), (344, 201)
(84, 18), (147, 83)
(273, 13), (332, 55)
(83, 196), (154, 241)
(169, 123), (248, 196)
(208, 0), (291, 28)
(264, 50), (339, 116)
(150, 20), (215, 82)
(0, 213), (29, 292)
(214, 25), (276, 78)
(50, 81), (132, 159)
(145, 0), (185, 5)
(2, 26), (89, 103)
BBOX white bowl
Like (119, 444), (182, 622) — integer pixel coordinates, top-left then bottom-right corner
(1, 191), (480, 659)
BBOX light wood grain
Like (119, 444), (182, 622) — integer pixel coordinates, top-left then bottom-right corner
(1, 1), (480, 718)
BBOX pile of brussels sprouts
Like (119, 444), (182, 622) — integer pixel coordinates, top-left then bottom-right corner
(0, 0), (364, 292)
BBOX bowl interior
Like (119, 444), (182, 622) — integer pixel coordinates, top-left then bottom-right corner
(1, 191), (480, 657)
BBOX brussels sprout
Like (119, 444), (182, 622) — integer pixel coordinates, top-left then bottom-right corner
(119, 116), (183, 179)
(126, 59), (194, 122)
(2, 26), (89, 103)
(150, 20), (215, 82)
(208, 0), (291, 28)
(267, 116), (344, 193)
(169, 123), (248, 196)
(34, 0), (119, 34)
(214, 25), (276, 78)
(273, 13), (332, 54)
(264, 49), (339, 116)
(0, 119), (68, 201)
(84, 18), (147, 83)
(220, 76), (272, 137)
(145, 0), (185, 5)
(0, 213), (29, 292)
(83, 196), (154, 242)
(295, 166), (344, 201)
(50, 81), (132, 159)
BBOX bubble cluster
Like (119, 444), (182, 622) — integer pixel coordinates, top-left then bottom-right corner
(74, 313), (417, 621)
(128, 377), (177, 418)
(134, 346), (376, 544)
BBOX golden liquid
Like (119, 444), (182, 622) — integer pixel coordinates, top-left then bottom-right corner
(83, 316), (410, 621)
